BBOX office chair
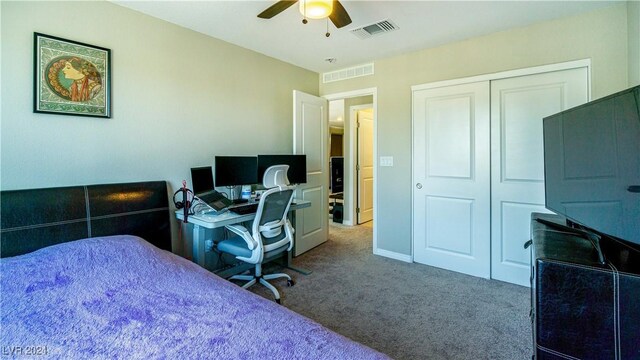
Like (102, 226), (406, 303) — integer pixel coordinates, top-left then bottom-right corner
(217, 165), (295, 304)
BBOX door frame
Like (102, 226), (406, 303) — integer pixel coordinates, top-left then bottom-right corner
(350, 104), (374, 224)
(411, 59), (591, 264)
(324, 88), (378, 250)
(411, 59), (591, 93)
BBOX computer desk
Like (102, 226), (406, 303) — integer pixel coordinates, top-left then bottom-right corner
(175, 200), (311, 278)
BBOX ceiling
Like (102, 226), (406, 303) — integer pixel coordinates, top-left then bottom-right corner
(113, 1), (619, 73)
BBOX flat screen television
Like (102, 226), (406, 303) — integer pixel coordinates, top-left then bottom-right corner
(543, 85), (640, 246)
(330, 157), (344, 193)
(214, 156), (258, 187)
(257, 155), (307, 184)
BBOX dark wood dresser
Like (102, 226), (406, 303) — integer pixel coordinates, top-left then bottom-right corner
(530, 212), (640, 359)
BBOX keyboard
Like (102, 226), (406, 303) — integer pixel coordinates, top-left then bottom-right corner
(230, 203), (259, 215)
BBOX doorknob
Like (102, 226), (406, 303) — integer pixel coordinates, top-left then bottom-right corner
(416, 183), (422, 189)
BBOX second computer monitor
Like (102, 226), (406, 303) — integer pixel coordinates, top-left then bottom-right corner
(257, 155), (307, 184)
(214, 156), (258, 187)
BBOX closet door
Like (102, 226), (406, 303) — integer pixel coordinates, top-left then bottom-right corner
(490, 68), (588, 286)
(413, 81), (491, 278)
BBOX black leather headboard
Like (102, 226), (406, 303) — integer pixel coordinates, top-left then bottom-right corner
(1, 181), (171, 258)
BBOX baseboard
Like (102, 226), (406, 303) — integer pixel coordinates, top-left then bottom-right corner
(373, 248), (412, 263)
(342, 220), (353, 226)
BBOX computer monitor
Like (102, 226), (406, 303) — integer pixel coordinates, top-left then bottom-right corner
(330, 156), (343, 193)
(214, 156), (259, 187)
(190, 166), (215, 195)
(257, 155), (307, 184)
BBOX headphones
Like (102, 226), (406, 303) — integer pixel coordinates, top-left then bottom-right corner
(174, 181), (194, 224)
(173, 187), (194, 210)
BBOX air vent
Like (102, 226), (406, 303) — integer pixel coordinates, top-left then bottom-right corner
(350, 19), (399, 39)
(322, 63), (374, 83)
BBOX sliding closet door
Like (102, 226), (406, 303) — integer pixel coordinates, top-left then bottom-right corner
(490, 68), (588, 286)
(413, 82), (491, 278)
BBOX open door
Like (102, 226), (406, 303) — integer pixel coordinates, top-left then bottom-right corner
(357, 109), (374, 224)
(293, 90), (329, 256)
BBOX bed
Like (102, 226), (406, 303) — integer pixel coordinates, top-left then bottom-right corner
(0, 181), (388, 359)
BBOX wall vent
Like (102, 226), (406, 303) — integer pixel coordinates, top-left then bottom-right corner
(322, 63), (374, 83)
(350, 19), (399, 39)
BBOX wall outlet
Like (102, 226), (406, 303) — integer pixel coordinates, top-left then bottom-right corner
(380, 156), (394, 167)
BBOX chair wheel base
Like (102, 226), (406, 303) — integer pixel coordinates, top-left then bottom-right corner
(287, 279), (295, 287)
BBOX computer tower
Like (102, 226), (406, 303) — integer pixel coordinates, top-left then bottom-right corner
(332, 204), (343, 223)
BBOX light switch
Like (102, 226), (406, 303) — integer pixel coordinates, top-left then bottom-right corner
(380, 156), (394, 167)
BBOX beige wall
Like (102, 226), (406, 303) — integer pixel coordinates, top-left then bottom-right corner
(0, 1), (317, 252)
(630, 0), (640, 86)
(321, 4), (630, 256)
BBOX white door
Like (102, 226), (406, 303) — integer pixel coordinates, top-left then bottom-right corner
(357, 109), (374, 224)
(490, 68), (588, 286)
(293, 90), (329, 256)
(413, 81), (491, 278)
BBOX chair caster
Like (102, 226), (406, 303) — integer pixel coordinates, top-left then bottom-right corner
(275, 298), (281, 304)
(287, 279), (295, 287)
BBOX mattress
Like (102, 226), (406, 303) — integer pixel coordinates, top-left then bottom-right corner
(0, 235), (388, 359)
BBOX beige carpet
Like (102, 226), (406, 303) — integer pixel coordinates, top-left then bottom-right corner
(245, 222), (531, 359)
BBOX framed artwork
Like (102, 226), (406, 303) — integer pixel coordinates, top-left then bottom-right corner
(34, 33), (111, 118)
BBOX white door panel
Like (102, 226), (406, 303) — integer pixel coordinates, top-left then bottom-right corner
(413, 81), (491, 278)
(426, 97), (473, 178)
(498, 202), (548, 267)
(293, 90), (329, 256)
(490, 68), (588, 286)
(425, 196), (474, 255)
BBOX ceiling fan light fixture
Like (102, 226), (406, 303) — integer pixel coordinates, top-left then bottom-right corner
(299, 0), (333, 20)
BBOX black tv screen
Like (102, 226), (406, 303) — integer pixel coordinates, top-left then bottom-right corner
(257, 155), (307, 184)
(214, 156), (258, 187)
(190, 166), (215, 195)
(543, 85), (640, 245)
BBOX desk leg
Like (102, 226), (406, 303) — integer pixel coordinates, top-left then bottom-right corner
(286, 209), (312, 275)
(286, 251), (312, 275)
(192, 224), (207, 267)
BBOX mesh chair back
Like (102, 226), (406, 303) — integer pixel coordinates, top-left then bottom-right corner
(259, 189), (294, 226)
(252, 187), (294, 253)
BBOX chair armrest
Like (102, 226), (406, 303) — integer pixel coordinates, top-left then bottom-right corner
(285, 219), (295, 252)
(225, 224), (257, 250)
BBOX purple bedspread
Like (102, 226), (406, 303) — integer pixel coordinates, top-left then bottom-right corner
(1, 235), (389, 359)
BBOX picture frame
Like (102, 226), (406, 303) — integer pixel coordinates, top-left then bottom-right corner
(34, 33), (111, 118)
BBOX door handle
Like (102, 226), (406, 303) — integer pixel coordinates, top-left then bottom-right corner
(416, 183), (422, 189)
(628, 185), (640, 193)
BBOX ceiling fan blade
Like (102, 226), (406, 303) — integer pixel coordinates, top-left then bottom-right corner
(329, 1), (352, 28)
(258, 0), (298, 19)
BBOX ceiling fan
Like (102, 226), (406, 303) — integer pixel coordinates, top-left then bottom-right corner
(258, 0), (352, 29)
